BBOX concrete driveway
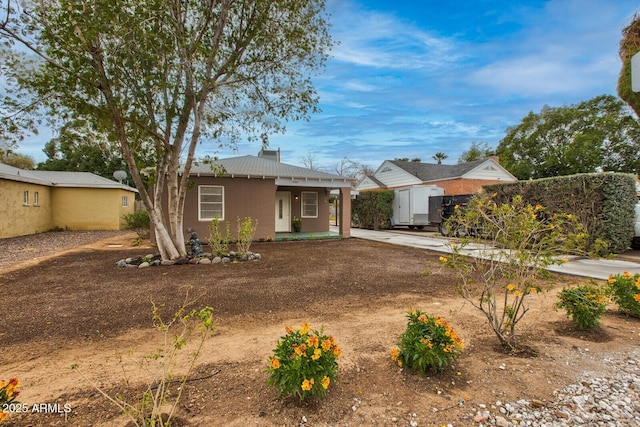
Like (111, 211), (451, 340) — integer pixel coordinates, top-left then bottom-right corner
(349, 227), (640, 281)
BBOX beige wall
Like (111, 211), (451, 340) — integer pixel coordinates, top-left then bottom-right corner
(0, 180), (52, 238)
(50, 187), (135, 231)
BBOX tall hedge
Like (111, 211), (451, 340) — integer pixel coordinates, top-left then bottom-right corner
(484, 173), (637, 254)
(352, 190), (394, 230)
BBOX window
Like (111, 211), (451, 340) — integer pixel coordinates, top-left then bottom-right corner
(199, 186), (224, 220)
(34, 192), (39, 206)
(301, 191), (318, 218)
(122, 196), (129, 207)
(23, 191), (29, 206)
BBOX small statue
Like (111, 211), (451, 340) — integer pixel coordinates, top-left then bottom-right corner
(189, 232), (204, 257)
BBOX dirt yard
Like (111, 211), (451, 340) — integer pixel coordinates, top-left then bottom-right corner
(1, 233), (639, 426)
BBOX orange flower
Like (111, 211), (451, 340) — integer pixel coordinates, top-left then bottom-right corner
(390, 347), (400, 361)
(0, 412), (7, 422)
(301, 378), (314, 391)
(321, 340), (332, 352)
(307, 335), (319, 348)
(634, 294), (640, 304)
(321, 376), (330, 389)
(285, 325), (294, 334)
(608, 276), (615, 284)
(332, 344), (342, 358)
(300, 323), (311, 335)
(623, 271), (632, 279)
(312, 348), (322, 360)
(270, 357), (281, 369)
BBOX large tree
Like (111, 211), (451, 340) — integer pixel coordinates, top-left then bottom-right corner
(1, 0), (332, 260)
(618, 12), (640, 118)
(495, 95), (640, 180)
(458, 141), (494, 164)
(37, 119), (129, 179)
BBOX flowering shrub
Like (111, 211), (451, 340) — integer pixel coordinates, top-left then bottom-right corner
(266, 323), (340, 400)
(391, 309), (463, 374)
(0, 378), (20, 423)
(555, 284), (609, 329)
(440, 194), (592, 350)
(607, 272), (640, 318)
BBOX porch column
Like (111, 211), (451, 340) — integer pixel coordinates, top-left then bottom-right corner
(339, 187), (351, 237)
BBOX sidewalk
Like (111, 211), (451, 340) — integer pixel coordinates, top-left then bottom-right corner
(349, 228), (640, 281)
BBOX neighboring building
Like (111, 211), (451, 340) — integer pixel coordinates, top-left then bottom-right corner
(356, 157), (517, 194)
(0, 163), (137, 239)
(179, 150), (354, 241)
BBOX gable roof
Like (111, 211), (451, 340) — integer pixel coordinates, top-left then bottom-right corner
(188, 155), (354, 188)
(389, 158), (503, 181)
(356, 157), (517, 191)
(0, 163), (138, 192)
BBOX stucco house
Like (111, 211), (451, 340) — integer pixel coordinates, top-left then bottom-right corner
(0, 163), (137, 239)
(179, 150), (354, 241)
(356, 157), (517, 194)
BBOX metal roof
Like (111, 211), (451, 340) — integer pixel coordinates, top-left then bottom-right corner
(0, 163), (138, 191)
(188, 155), (354, 187)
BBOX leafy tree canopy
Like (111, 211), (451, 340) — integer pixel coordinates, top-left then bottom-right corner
(37, 119), (128, 179)
(618, 12), (640, 118)
(0, 150), (35, 169)
(1, 0), (332, 260)
(458, 142), (494, 164)
(495, 95), (640, 180)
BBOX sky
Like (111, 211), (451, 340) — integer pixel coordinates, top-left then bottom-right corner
(15, 0), (640, 172)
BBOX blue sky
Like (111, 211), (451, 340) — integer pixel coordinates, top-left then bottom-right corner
(18, 0), (640, 172)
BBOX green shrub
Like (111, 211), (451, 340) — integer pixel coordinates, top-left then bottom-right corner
(484, 172), (637, 255)
(555, 284), (609, 329)
(208, 215), (231, 256)
(122, 210), (150, 239)
(607, 272), (640, 318)
(266, 323), (340, 400)
(391, 309), (463, 374)
(236, 217), (258, 257)
(352, 190), (394, 230)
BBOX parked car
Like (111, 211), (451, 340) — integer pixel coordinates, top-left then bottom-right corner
(632, 203), (640, 249)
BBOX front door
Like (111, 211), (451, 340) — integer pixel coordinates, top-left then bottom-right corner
(275, 191), (291, 232)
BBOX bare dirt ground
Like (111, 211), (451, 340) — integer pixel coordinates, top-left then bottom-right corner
(1, 233), (639, 426)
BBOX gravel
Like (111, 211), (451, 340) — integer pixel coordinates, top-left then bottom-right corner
(466, 350), (640, 427)
(0, 230), (134, 272)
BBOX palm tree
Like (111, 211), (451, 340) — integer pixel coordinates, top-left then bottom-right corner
(432, 152), (448, 164)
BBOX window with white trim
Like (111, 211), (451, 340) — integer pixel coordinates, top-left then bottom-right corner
(23, 191), (29, 206)
(301, 191), (318, 218)
(122, 196), (129, 207)
(34, 191), (39, 206)
(199, 186), (224, 220)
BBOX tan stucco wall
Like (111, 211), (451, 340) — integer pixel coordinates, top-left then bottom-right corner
(0, 180), (53, 238)
(50, 187), (135, 230)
